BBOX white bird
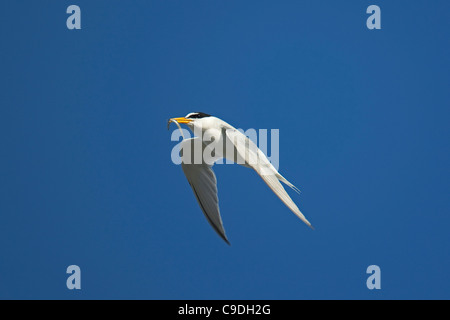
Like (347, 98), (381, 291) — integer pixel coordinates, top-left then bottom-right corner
(168, 112), (313, 244)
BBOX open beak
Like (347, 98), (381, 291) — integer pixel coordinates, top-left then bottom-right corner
(169, 117), (193, 125)
(167, 117), (193, 130)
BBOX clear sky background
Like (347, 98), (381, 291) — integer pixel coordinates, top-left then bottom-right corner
(1, 1), (449, 299)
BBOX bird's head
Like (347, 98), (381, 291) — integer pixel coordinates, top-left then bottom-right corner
(168, 112), (213, 130)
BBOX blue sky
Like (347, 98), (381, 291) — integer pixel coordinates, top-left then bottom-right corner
(0, 1), (449, 299)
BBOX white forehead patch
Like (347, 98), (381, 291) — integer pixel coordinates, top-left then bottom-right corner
(185, 112), (198, 118)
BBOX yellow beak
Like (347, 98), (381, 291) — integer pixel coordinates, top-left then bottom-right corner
(169, 117), (193, 124)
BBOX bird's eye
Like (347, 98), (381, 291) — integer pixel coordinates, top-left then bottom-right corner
(186, 112), (211, 119)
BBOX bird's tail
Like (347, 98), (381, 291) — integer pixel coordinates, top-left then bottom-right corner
(257, 172), (313, 229)
(276, 173), (301, 194)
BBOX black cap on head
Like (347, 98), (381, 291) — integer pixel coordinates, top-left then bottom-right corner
(185, 112), (211, 119)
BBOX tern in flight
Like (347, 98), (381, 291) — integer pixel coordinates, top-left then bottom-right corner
(168, 112), (313, 244)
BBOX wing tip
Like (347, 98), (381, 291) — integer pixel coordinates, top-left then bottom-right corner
(216, 232), (231, 245)
(302, 218), (315, 230)
(218, 231), (231, 245)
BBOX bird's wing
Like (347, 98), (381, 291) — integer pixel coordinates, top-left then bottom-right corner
(225, 129), (313, 228)
(180, 138), (230, 244)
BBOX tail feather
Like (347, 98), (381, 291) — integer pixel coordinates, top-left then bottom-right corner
(276, 173), (301, 194)
(258, 171), (313, 229)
